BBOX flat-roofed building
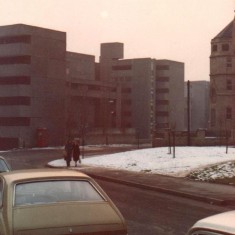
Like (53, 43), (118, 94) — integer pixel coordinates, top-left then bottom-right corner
(99, 43), (185, 139)
(0, 24), (185, 147)
(0, 24), (66, 148)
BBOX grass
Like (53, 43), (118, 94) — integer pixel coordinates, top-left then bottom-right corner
(187, 161), (235, 185)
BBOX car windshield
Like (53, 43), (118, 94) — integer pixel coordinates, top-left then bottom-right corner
(15, 180), (105, 206)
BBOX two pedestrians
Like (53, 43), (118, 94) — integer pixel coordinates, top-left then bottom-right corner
(64, 139), (81, 167)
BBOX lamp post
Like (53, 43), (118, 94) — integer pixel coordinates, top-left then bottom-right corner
(105, 99), (115, 145)
(187, 80), (191, 146)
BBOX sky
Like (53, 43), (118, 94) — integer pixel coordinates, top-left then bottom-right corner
(0, 0), (234, 81)
(48, 146), (235, 180)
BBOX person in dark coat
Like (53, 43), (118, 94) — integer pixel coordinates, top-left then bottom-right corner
(73, 140), (81, 167)
(64, 140), (73, 167)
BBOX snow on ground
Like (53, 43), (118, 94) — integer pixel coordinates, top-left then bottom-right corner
(48, 146), (235, 179)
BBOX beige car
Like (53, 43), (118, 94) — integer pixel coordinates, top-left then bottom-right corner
(0, 169), (127, 235)
(187, 210), (235, 235)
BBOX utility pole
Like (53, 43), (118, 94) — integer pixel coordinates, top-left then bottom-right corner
(187, 80), (191, 146)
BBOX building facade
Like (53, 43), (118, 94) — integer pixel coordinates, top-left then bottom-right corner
(66, 51), (121, 142)
(0, 24), (185, 148)
(184, 81), (209, 131)
(209, 18), (235, 133)
(0, 24), (66, 148)
(99, 43), (185, 139)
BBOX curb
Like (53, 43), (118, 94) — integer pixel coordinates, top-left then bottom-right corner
(84, 172), (226, 206)
(85, 173), (227, 206)
(47, 163), (231, 206)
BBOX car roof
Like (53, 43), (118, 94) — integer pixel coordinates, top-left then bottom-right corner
(190, 210), (235, 234)
(0, 168), (90, 184)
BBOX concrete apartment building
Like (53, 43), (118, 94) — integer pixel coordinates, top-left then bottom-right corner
(0, 24), (185, 148)
(99, 43), (185, 139)
(66, 51), (121, 142)
(0, 24), (66, 149)
(155, 59), (185, 132)
(184, 81), (209, 131)
(209, 18), (235, 134)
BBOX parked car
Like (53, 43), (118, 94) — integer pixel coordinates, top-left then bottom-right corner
(0, 156), (11, 172)
(187, 210), (235, 235)
(0, 168), (127, 235)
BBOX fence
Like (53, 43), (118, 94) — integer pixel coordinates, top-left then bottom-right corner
(152, 129), (235, 147)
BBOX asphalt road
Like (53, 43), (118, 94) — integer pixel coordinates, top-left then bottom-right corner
(96, 179), (227, 235)
(1, 148), (229, 235)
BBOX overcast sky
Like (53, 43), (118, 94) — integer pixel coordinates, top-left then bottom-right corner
(0, 0), (234, 81)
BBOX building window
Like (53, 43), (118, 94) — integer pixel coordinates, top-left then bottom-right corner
(158, 100), (169, 105)
(0, 76), (30, 85)
(226, 57), (232, 67)
(212, 44), (217, 52)
(112, 65), (132, 70)
(122, 87), (132, 93)
(156, 88), (169, 93)
(156, 65), (169, 70)
(156, 111), (169, 116)
(0, 56), (31, 65)
(226, 107), (232, 120)
(211, 109), (216, 127)
(0, 97), (30, 105)
(226, 79), (232, 90)
(0, 35), (31, 44)
(210, 87), (216, 103)
(156, 76), (169, 82)
(222, 44), (229, 51)
(122, 111), (132, 117)
(88, 85), (100, 91)
(122, 100), (132, 105)
(125, 76), (132, 82)
(0, 117), (30, 126)
(71, 83), (78, 89)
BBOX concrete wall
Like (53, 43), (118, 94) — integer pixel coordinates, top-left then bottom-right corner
(185, 81), (209, 131)
(153, 129), (234, 147)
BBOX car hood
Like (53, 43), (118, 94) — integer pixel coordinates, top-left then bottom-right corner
(189, 210), (235, 234)
(13, 202), (127, 235)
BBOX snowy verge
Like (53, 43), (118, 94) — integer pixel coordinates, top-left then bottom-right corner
(48, 146), (235, 178)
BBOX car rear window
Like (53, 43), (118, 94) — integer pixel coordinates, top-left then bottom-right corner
(14, 180), (105, 206)
(0, 158), (10, 172)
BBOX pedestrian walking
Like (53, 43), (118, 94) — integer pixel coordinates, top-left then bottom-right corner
(64, 140), (73, 167)
(73, 140), (81, 167)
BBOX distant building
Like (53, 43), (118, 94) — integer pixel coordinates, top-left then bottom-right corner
(99, 43), (185, 139)
(209, 18), (235, 133)
(0, 24), (66, 149)
(66, 51), (120, 141)
(0, 24), (185, 148)
(184, 81), (209, 131)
